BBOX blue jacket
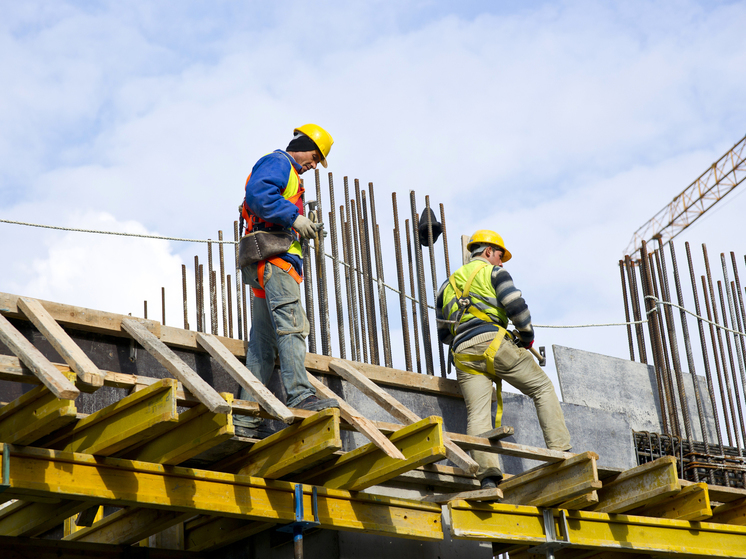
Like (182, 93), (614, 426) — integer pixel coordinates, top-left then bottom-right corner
(245, 150), (304, 274)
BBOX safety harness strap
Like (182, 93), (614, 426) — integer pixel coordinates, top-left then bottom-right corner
(252, 257), (303, 299)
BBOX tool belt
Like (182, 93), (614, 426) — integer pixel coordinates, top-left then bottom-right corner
(238, 230), (294, 268)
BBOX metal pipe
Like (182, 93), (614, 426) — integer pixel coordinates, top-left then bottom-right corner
(703, 244), (738, 447)
(219, 230), (228, 337)
(328, 173), (346, 359)
(369, 183), (392, 368)
(426, 196), (446, 377)
(410, 192), (434, 376)
(182, 264), (189, 330)
(392, 192), (413, 372)
(685, 241), (726, 454)
(340, 207), (358, 361)
(314, 169), (331, 356)
(439, 203), (451, 278)
(233, 220), (243, 341)
(669, 242), (711, 482)
(405, 220), (422, 375)
(639, 241), (670, 435)
(359, 187), (380, 364)
(350, 199), (369, 363)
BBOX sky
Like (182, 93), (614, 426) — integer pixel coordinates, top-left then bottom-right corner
(1, 0), (746, 390)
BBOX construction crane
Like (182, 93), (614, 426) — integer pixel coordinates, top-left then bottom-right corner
(625, 133), (746, 257)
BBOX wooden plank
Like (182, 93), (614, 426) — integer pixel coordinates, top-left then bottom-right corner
(710, 497), (746, 526)
(681, 479), (746, 503)
(630, 482), (712, 521)
(0, 534), (202, 559)
(478, 426), (514, 440)
(0, 444), (444, 541)
(330, 359), (478, 474)
(122, 318), (230, 414)
(66, 508), (194, 545)
(0, 372), (78, 445)
(217, 408), (342, 478)
(44, 378), (179, 456)
(298, 415), (447, 491)
(423, 487), (503, 504)
(0, 498), (93, 537)
(184, 517), (275, 552)
(446, 431), (573, 463)
(560, 491), (599, 510)
(499, 451), (602, 507)
(18, 297), (105, 390)
(306, 372), (405, 460)
(120, 398), (234, 466)
(196, 332), (294, 424)
(0, 313), (79, 399)
(591, 456), (681, 514)
(393, 463), (480, 491)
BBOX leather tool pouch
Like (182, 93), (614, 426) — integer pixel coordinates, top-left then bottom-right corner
(238, 231), (293, 268)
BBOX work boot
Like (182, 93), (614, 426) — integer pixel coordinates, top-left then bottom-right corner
(480, 476), (503, 490)
(295, 395), (340, 412)
(233, 420), (273, 440)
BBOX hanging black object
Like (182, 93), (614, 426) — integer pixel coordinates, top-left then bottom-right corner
(418, 208), (443, 247)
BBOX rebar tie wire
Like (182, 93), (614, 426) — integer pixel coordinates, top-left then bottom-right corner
(3, 218), (746, 337)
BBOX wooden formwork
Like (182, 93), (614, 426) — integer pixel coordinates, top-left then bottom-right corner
(1, 292), (746, 558)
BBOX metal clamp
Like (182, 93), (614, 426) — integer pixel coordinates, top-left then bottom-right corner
(0, 443), (11, 495)
(527, 509), (571, 558)
(277, 484), (320, 534)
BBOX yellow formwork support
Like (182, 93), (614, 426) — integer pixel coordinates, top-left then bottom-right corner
(448, 501), (746, 558)
(630, 482), (712, 521)
(0, 444), (443, 541)
(121, 393), (234, 466)
(0, 371), (77, 445)
(50, 378), (179, 456)
(0, 498), (92, 537)
(232, 408), (342, 478)
(184, 517), (276, 552)
(299, 415), (446, 491)
(592, 456), (680, 513)
(712, 497), (746, 526)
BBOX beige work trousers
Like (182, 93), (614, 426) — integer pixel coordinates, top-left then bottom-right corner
(456, 337), (571, 480)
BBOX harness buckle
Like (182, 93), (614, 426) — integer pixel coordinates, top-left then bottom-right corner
(457, 297), (471, 310)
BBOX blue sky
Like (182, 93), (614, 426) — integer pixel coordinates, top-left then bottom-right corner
(1, 0), (745, 381)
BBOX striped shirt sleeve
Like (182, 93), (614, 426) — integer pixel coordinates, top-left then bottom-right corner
(491, 266), (534, 344)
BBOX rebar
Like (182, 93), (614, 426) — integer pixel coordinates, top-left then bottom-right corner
(181, 264), (189, 330)
(195, 257), (202, 332)
(369, 183), (392, 368)
(685, 241), (726, 454)
(619, 260), (635, 361)
(207, 240), (216, 334)
(314, 169), (331, 356)
(732, 252), (746, 385)
(392, 193), (413, 372)
(144, 300), (147, 320)
(210, 270), (218, 335)
(410, 191), (434, 376)
(640, 241), (670, 434)
(670, 242), (712, 482)
(405, 219), (422, 375)
(657, 238), (692, 443)
(161, 287), (166, 326)
(625, 256), (648, 363)
(703, 243), (738, 447)
(350, 197), (369, 363)
(327, 173), (346, 359)
(219, 230), (228, 337)
(426, 196), (446, 377)
(303, 234), (317, 355)
(439, 203), (451, 278)
(359, 186), (380, 364)
(344, 177), (366, 363)
(340, 206), (358, 361)
(233, 220), (243, 341)
(718, 278), (746, 449)
(722, 256), (746, 447)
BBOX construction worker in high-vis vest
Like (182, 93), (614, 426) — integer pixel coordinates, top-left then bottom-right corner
(234, 124), (339, 438)
(436, 230), (571, 488)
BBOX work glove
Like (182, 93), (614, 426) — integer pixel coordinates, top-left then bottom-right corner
(512, 329), (534, 349)
(293, 215), (317, 239)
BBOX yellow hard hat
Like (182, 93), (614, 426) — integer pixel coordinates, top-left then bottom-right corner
(294, 124), (334, 168)
(466, 230), (512, 262)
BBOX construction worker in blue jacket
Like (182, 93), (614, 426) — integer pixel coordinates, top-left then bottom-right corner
(234, 124), (339, 438)
(436, 230), (571, 488)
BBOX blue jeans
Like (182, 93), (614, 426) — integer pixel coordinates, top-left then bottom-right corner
(237, 261), (314, 427)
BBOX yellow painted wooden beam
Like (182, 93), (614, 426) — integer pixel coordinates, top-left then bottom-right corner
(298, 415), (446, 491)
(219, 408), (341, 478)
(711, 497), (746, 526)
(65, 508), (194, 545)
(500, 451), (601, 507)
(0, 444), (443, 541)
(630, 482), (712, 521)
(0, 498), (92, 537)
(448, 500), (746, 558)
(0, 534), (202, 559)
(184, 516), (275, 552)
(591, 456), (680, 513)
(0, 372), (77, 445)
(44, 378), (179, 456)
(121, 395), (234, 466)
